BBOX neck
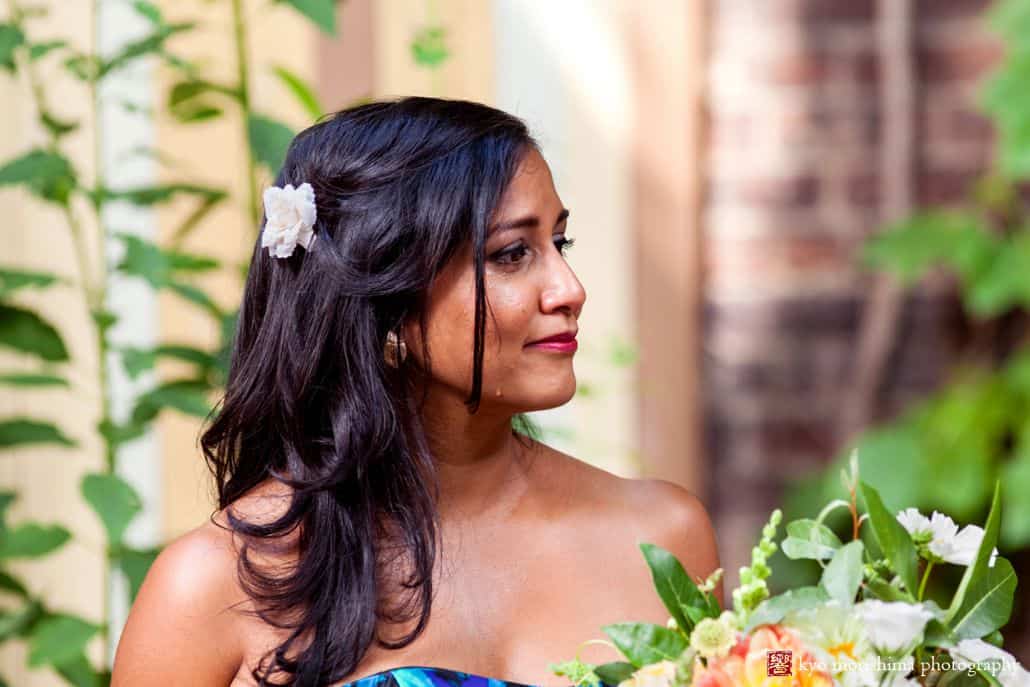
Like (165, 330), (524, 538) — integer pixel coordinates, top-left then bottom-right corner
(417, 384), (536, 524)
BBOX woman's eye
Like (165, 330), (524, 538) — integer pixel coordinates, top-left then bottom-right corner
(492, 236), (575, 266)
(493, 242), (529, 265)
(555, 236), (576, 256)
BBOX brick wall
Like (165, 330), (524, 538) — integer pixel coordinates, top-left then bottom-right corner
(703, 0), (1003, 613)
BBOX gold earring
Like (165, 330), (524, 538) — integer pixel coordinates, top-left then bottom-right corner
(384, 330), (408, 368)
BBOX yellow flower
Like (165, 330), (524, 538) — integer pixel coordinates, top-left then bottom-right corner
(690, 624), (833, 687)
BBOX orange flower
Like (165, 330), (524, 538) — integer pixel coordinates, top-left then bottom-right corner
(691, 624), (834, 687)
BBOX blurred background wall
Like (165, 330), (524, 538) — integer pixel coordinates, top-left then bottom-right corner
(2, 0), (1027, 684)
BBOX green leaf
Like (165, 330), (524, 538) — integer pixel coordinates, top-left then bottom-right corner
(101, 182), (225, 207)
(1000, 444), (1030, 548)
(0, 522), (71, 558)
(167, 79), (239, 123)
(272, 65), (323, 121)
(0, 149), (77, 205)
(121, 344), (218, 380)
(116, 234), (219, 288)
(819, 540), (864, 606)
(0, 418), (75, 448)
(0, 599), (43, 641)
(99, 22), (194, 79)
(862, 211), (996, 286)
(966, 233), (1030, 316)
(781, 519), (843, 561)
(950, 556), (1016, 640)
(97, 419), (146, 450)
(947, 482), (1006, 627)
(0, 570), (29, 597)
(81, 473), (142, 547)
(639, 542), (708, 634)
(0, 304), (68, 361)
(594, 662), (636, 687)
(0, 373), (68, 388)
(0, 24), (25, 72)
(168, 282), (222, 316)
(601, 622), (688, 668)
(411, 26), (449, 67)
(54, 652), (105, 687)
(0, 491), (15, 526)
(743, 586), (830, 633)
(858, 480), (919, 597)
(0, 266), (59, 297)
(132, 0), (163, 25)
(27, 614), (101, 668)
(247, 113), (295, 175)
(40, 111), (79, 139)
(131, 379), (211, 424)
(278, 0), (336, 35)
(118, 546), (160, 603)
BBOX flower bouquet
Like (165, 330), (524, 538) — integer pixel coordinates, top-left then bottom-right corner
(549, 456), (1027, 687)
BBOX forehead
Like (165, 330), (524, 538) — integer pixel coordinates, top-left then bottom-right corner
(493, 147), (562, 219)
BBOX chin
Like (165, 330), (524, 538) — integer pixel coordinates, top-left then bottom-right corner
(522, 375), (578, 411)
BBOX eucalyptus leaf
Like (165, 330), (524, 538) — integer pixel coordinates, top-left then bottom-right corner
(601, 622), (688, 668)
(0, 418), (75, 448)
(743, 586), (829, 633)
(81, 473), (142, 547)
(819, 540), (864, 606)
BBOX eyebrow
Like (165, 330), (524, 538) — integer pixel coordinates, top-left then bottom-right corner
(488, 208), (570, 236)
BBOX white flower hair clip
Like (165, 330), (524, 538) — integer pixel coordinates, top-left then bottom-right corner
(261, 182), (317, 258)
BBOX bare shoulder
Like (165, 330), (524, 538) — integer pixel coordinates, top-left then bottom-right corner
(624, 477), (724, 606)
(111, 517), (246, 686)
(112, 478), (296, 687)
(536, 443), (724, 606)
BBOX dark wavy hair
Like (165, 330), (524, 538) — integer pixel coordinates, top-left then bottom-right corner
(200, 97), (544, 686)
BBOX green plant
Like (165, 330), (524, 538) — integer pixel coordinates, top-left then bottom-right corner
(779, 0), (1030, 645)
(0, 0), (356, 683)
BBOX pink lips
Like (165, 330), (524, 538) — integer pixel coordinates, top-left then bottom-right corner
(525, 331), (578, 353)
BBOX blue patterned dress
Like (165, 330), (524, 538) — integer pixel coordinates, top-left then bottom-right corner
(337, 665), (610, 687)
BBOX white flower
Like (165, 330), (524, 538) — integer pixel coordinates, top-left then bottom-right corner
(880, 655), (921, 687)
(952, 639), (1030, 687)
(944, 524), (999, 568)
(261, 182), (317, 258)
(617, 660), (679, 687)
(785, 599), (877, 687)
(855, 600), (935, 656)
(896, 508), (932, 539)
(896, 508), (998, 568)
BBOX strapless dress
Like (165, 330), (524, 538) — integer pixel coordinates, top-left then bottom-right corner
(337, 665), (613, 687)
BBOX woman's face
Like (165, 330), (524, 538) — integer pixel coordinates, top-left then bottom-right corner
(404, 147), (586, 413)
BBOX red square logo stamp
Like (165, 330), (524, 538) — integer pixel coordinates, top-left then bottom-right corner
(767, 650), (793, 677)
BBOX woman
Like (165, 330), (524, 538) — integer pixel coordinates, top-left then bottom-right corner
(112, 97), (723, 687)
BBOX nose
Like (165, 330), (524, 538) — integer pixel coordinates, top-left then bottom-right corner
(540, 250), (586, 319)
